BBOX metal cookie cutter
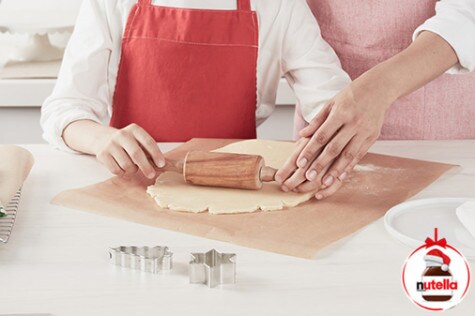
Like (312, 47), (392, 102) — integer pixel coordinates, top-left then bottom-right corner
(189, 249), (236, 288)
(109, 246), (173, 274)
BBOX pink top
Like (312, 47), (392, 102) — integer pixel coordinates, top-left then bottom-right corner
(297, 0), (475, 140)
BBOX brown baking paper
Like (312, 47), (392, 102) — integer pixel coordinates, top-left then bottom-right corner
(52, 139), (456, 259)
(0, 145), (34, 208)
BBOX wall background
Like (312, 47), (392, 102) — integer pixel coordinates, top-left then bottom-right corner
(1, 0), (83, 12)
(0, 0), (83, 64)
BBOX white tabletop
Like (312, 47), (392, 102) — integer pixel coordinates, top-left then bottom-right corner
(1, 141), (474, 315)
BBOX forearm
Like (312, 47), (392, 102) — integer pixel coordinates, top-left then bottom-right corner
(351, 31), (459, 106)
(280, 32), (460, 198)
(62, 120), (116, 155)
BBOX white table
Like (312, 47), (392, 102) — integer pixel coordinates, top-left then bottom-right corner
(1, 141), (474, 315)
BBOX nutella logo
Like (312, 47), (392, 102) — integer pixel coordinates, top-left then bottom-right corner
(402, 229), (471, 311)
(417, 278), (458, 292)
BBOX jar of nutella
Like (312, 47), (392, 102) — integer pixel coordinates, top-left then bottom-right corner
(420, 249), (454, 302)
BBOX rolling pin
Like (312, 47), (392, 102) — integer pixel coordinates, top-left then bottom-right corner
(159, 151), (278, 190)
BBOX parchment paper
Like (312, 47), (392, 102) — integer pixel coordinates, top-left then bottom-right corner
(52, 139), (456, 258)
(0, 145), (34, 208)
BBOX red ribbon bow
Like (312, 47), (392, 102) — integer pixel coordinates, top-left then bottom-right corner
(425, 237), (447, 248)
(425, 228), (447, 248)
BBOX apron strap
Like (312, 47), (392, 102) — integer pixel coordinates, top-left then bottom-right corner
(139, 0), (251, 10)
(237, 0), (251, 11)
(138, 0), (152, 5)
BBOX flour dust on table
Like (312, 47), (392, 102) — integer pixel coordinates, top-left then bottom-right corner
(147, 140), (315, 214)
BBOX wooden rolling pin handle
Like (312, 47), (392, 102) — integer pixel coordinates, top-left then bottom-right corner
(150, 158), (184, 173)
(161, 159), (184, 173)
(260, 166), (277, 183)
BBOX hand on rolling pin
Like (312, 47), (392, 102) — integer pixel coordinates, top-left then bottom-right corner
(95, 123), (166, 179)
(275, 137), (333, 195)
(278, 31), (463, 199)
(63, 120), (166, 179)
(276, 84), (387, 199)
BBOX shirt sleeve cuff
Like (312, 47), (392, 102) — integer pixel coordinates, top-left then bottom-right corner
(297, 87), (344, 123)
(300, 102), (325, 123)
(42, 111), (103, 154)
(413, 14), (475, 74)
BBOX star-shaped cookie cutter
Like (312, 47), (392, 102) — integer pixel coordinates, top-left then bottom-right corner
(109, 246), (173, 274)
(189, 249), (236, 288)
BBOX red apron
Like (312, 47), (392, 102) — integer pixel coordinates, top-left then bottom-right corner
(110, 0), (258, 141)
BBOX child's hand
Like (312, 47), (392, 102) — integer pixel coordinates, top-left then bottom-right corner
(94, 123), (166, 179)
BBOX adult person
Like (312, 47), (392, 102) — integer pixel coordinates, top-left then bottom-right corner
(276, 0), (475, 199)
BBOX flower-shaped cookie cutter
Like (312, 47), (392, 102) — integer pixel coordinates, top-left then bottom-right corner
(189, 249), (236, 287)
(109, 246), (173, 274)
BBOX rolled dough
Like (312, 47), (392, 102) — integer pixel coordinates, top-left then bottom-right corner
(146, 140), (315, 214)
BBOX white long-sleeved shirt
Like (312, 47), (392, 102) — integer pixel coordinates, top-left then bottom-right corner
(413, 0), (475, 74)
(41, 0), (351, 151)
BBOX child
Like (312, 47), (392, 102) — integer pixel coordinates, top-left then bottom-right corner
(41, 0), (350, 179)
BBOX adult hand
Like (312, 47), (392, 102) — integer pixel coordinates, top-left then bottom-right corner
(94, 123), (166, 179)
(276, 83), (390, 198)
(275, 137), (330, 193)
(276, 30), (462, 199)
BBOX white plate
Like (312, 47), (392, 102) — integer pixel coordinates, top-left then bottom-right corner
(384, 198), (475, 259)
